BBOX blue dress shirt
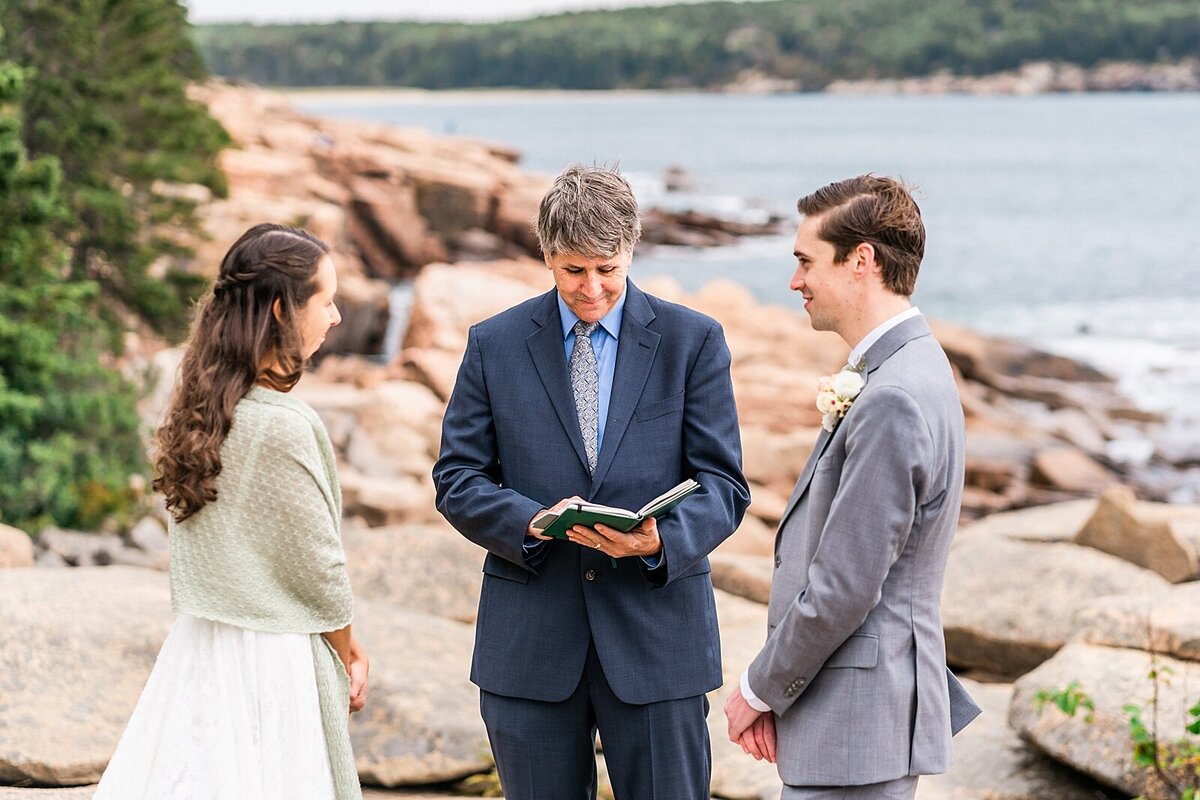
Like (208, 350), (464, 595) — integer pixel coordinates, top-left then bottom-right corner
(524, 287), (662, 569)
(556, 290), (625, 451)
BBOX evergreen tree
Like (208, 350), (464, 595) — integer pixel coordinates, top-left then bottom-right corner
(1, 0), (230, 341)
(0, 28), (146, 532)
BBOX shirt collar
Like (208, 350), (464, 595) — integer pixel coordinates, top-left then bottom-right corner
(557, 287), (627, 341)
(848, 306), (921, 367)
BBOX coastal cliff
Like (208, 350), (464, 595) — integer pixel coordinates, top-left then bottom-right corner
(2, 82), (1196, 800)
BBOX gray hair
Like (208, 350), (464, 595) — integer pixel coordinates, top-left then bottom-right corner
(535, 164), (642, 258)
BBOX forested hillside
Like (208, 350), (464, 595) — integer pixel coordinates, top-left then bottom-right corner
(193, 0), (1200, 89)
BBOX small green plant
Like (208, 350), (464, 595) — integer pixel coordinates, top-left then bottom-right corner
(1035, 680), (1096, 723)
(1037, 658), (1200, 800)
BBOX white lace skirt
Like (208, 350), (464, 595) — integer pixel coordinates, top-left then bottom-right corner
(94, 614), (336, 800)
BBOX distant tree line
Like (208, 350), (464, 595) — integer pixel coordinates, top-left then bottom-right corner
(193, 0), (1200, 89)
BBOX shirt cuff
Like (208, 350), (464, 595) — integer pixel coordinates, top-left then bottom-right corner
(522, 536), (547, 554)
(640, 551), (664, 570)
(740, 670), (772, 713)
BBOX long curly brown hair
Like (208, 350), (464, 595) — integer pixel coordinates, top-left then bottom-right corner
(153, 223), (330, 522)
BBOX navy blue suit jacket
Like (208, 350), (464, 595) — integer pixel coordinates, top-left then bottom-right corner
(433, 281), (750, 705)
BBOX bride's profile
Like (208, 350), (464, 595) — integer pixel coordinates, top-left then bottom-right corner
(94, 223), (367, 800)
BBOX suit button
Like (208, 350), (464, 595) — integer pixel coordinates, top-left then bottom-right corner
(784, 688), (796, 698)
(584, 569), (597, 581)
(774, 556), (782, 568)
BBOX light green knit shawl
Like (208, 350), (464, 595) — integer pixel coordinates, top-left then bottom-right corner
(169, 385), (360, 800)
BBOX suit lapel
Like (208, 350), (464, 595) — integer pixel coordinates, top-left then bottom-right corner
(590, 283), (659, 492)
(526, 289), (591, 473)
(775, 314), (934, 531)
(777, 427), (834, 526)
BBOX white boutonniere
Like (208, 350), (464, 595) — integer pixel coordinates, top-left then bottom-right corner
(816, 366), (865, 432)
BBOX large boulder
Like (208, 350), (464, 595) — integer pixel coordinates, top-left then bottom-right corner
(956, 499), (1097, 544)
(347, 599), (489, 787)
(492, 173), (550, 254)
(35, 529), (129, 568)
(0, 523), (34, 569)
(395, 346), (462, 401)
(402, 262), (547, 358)
(343, 520), (485, 623)
(291, 378), (376, 449)
(1030, 447), (1118, 495)
(917, 679), (1111, 800)
(714, 514), (776, 558)
(0, 567), (174, 785)
(345, 176), (445, 278)
(710, 553), (774, 605)
(740, 426), (821, 494)
(942, 536), (1169, 677)
(1072, 582), (1200, 661)
(745, 483), (788, 528)
(343, 380), (445, 481)
(340, 470), (441, 527)
(1010, 643), (1200, 800)
(1075, 486), (1200, 583)
(321, 272), (392, 357)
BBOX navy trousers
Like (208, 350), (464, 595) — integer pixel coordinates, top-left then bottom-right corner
(479, 642), (711, 800)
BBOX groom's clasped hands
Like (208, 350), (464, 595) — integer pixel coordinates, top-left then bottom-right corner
(725, 689), (777, 763)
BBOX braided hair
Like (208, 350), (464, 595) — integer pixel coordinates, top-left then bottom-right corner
(153, 223), (330, 522)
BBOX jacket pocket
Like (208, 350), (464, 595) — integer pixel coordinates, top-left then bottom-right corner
(482, 556), (531, 584)
(635, 392), (685, 422)
(824, 633), (879, 669)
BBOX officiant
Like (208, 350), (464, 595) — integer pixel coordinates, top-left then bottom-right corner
(433, 164), (749, 800)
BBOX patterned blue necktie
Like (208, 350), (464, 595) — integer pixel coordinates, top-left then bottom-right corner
(569, 320), (600, 473)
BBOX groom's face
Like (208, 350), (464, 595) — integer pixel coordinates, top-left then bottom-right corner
(790, 214), (853, 332)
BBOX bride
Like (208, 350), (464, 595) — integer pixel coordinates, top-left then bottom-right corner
(94, 223), (368, 800)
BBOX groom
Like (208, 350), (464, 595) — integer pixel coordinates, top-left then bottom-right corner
(724, 175), (981, 799)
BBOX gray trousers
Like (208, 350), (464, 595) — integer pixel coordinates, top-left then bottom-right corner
(782, 776), (919, 800)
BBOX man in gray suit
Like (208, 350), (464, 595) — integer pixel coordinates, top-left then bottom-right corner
(724, 175), (981, 799)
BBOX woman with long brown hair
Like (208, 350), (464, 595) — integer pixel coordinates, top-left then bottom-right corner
(94, 223), (368, 800)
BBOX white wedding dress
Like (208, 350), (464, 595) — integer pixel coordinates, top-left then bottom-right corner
(93, 614), (336, 800)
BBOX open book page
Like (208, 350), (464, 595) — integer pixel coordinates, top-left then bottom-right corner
(637, 478), (700, 516)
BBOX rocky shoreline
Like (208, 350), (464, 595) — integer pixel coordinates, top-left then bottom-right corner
(2, 82), (1198, 798)
(824, 58), (1200, 95)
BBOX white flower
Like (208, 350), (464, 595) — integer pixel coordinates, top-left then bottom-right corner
(830, 370), (865, 399)
(815, 366), (866, 432)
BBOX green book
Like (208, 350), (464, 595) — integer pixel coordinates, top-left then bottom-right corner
(531, 479), (701, 539)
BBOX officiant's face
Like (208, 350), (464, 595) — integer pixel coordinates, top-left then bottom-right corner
(546, 248), (631, 323)
(791, 214), (854, 332)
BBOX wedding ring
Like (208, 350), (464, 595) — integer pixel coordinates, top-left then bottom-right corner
(593, 542), (602, 549)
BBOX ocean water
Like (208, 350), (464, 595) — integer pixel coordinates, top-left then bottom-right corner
(293, 91), (1200, 429)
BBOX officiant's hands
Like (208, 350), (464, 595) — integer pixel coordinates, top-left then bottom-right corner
(526, 496), (587, 540)
(567, 517), (661, 559)
(348, 636), (369, 714)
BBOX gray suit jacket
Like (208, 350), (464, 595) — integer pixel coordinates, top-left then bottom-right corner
(747, 315), (981, 787)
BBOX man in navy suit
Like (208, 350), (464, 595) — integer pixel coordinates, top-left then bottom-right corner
(433, 164), (750, 800)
